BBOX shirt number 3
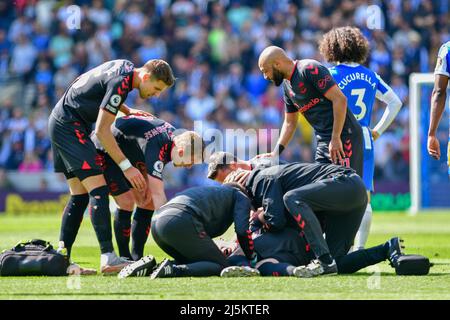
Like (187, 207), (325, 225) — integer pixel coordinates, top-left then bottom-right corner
(350, 88), (367, 120)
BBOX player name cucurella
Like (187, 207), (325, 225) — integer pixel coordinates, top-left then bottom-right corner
(337, 72), (376, 90)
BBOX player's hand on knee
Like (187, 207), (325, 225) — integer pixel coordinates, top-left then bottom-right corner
(134, 189), (146, 207)
(427, 135), (441, 160)
(138, 187), (153, 208)
(124, 166), (146, 193)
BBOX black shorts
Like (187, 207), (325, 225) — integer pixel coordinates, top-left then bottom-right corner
(315, 130), (364, 177)
(48, 115), (102, 181)
(98, 136), (147, 196)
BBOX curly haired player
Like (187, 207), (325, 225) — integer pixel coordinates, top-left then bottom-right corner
(319, 27), (402, 250)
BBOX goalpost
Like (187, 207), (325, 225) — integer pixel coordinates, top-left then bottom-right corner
(409, 73), (450, 214)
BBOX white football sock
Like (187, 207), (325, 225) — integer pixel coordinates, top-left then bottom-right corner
(354, 203), (372, 250)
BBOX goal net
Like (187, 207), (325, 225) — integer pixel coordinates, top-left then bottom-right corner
(409, 73), (450, 214)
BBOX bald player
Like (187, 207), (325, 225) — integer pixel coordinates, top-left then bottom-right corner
(257, 46), (363, 177)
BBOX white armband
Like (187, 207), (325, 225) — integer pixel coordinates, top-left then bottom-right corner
(119, 159), (132, 172)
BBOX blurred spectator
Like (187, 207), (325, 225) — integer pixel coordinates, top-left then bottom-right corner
(0, 29), (11, 55)
(8, 108), (29, 142)
(53, 62), (77, 90)
(49, 22), (73, 68)
(11, 34), (37, 77)
(235, 93), (259, 126)
(85, 27), (112, 69)
(34, 59), (53, 87)
(260, 86), (283, 127)
(244, 65), (268, 100)
(137, 35), (167, 64)
(18, 152), (43, 173)
(32, 21), (50, 54)
(8, 14), (33, 43)
(0, 0), (448, 191)
(4, 141), (24, 170)
(186, 85), (216, 121)
(87, 0), (112, 27)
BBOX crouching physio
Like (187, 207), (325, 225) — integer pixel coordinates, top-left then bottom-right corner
(118, 184), (257, 278)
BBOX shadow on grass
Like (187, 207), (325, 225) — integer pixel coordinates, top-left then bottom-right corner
(430, 262), (450, 266)
(349, 272), (449, 277)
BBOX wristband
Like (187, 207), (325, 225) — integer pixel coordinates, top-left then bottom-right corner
(274, 143), (285, 155)
(119, 159), (132, 172)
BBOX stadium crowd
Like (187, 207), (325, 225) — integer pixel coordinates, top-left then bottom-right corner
(0, 0), (448, 191)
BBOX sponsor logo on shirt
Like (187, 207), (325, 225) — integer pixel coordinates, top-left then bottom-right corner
(144, 123), (173, 140)
(298, 98), (320, 113)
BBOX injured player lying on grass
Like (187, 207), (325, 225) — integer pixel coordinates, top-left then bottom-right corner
(115, 226), (423, 279)
(217, 228), (406, 278)
(117, 165), (430, 278)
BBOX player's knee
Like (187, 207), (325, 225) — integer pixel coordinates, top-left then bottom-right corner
(283, 190), (298, 206)
(115, 192), (135, 211)
(70, 193), (90, 208)
(88, 185), (110, 209)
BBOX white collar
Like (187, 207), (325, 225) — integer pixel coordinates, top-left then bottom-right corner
(337, 62), (360, 67)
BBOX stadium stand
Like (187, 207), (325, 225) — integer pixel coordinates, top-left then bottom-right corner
(0, 0), (448, 192)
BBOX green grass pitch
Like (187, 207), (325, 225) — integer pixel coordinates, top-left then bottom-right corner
(0, 212), (449, 300)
